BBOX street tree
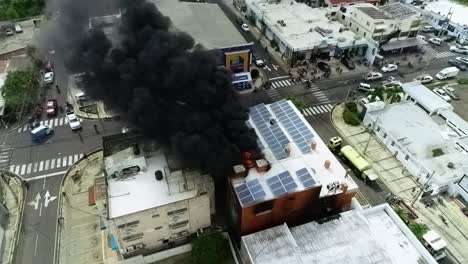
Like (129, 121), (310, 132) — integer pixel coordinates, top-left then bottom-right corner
(1, 68), (37, 114)
(191, 232), (230, 264)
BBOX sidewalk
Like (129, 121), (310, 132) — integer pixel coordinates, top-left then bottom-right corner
(67, 75), (116, 120)
(55, 150), (122, 264)
(0, 171), (26, 264)
(330, 102), (468, 263)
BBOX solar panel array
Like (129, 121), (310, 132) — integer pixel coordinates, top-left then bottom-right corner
(250, 104), (289, 160)
(270, 100), (314, 154)
(234, 179), (266, 206)
(296, 168), (317, 189)
(266, 171), (298, 197)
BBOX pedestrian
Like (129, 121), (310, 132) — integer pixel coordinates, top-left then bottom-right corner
(78, 133), (83, 142)
(94, 124), (99, 134)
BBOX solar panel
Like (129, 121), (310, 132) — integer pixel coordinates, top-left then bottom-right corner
(250, 104), (290, 160)
(234, 179), (266, 206)
(296, 168), (317, 189)
(270, 100), (314, 154)
(266, 171), (297, 197)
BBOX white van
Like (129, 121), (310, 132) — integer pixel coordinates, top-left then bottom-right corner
(358, 83), (373, 92)
(436, 67), (460, 80)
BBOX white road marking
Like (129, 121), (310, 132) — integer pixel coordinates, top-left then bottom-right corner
(39, 161), (44, 172)
(33, 163), (38, 173)
(68, 155), (73, 165)
(24, 170), (68, 181)
(44, 160), (50, 170)
(269, 75), (289, 81)
(271, 82), (279, 89)
(34, 233), (39, 256)
(73, 154), (79, 162)
(39, 202), (43, 217)
(26, 163), (32, 174)
(310, 107), (318, 114)
(79, 153), (84, 159)
(15, 165), (21, 175)
(51, 159), (56, 169)
(62, 157), (67, 167)
(56, 158), (62, 168)
(54, 118), (59, 126)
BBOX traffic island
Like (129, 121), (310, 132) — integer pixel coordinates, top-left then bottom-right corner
(0, 170), (27, 264)
(330, 102), (468, 263)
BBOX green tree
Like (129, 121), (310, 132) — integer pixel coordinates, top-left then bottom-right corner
(409, 223), (429, 240)
(251, 68), (260, 79)
(384, 86), (403, 104)
(1, 68), (37, 114)
(5, 5), (18, 19)
(369, 87), (384, 102)
(191, 232), (230, 264)
(286, 96), (306, 113)
(394, 207), (410, 224)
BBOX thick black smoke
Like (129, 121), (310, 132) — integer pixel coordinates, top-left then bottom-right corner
(53, 0), (259, 178)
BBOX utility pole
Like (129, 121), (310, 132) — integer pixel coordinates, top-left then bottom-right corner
(364, 117), (379, 154)
(411, 171), (435, 207)
(437, 8), (453, 38)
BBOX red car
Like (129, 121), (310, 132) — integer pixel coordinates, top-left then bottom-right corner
(46, 99), (58, 116)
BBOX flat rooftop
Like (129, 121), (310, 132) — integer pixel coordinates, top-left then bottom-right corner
(105, 146), (212, 218)
(0, 19), (36, 56)
(402, 82), (453, 113)
(424, 0), (468, 28)
(367, 101), (468, 187)
(233, 100), (358, 207)
(247, 0), (367, 51)
(380, 3), (420, 20)
(241, 204), (437, 264)
(153, 0), (247, 49)
(356, 6), (391, 19)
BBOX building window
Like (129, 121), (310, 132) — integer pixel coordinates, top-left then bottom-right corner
(341, 15), (345, 20)
(170, 220), (189, 230)
(391, 141), (395, 146)
(254, 201), (274, 215)
(167, 208), (187, 216)
(364, 32), (366, 37)
(117, 220), (140, 229)
(152, 214), (160, 218)
(376, 127), (380, 132)
(400, 31), (409, 37)
(122, 233), (143, 242)
(356, 27), (359, 32)
(405, 155), (409, 161)
(366, 21), (370, 26)
(349, 22), (352, 27)
(408, 30), (418, 38)
(383, 133), (387, 139)
(155, 226), (162, 230)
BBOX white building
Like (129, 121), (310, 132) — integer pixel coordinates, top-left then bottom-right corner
(102, 134), (214, 257)
(362, 82), (468, 202)
(338, 3), (424, 64)
(422, 0), (468, 42)
(245, 0), (368, 65)
(240, 203), (438, 264)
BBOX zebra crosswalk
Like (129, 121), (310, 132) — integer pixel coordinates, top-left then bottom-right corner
(269, 78), (300, 89)
(17, 116), (77, 133)
(302, 104), (333, 116)
(8, 153), (84, 176)
(433, 51), (455, 59)
(308, 84), (330, 103)
(0, 145), (13, 168)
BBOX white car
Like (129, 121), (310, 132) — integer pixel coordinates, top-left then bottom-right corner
(381, 64), (398, 72)
(14, 24), (22, 33)
(364, 71), (383, 81)
(414, 74), (433, 84)
(360, 95), (381, 105)
(5, 28), (14, 36)
(241, 23), (250, 32)
(44, 72), (54, 84)
(428, 37), (442, 45)
(66, 112), (81, 130)
(450, 45), (468, 54)
(254, 57), (265, 67)
(433, 88), (451, 101)
(455, 56), (468, 65)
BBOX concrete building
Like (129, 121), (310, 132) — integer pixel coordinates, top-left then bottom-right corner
(228, 99), (359, 239)
(153, 0), (254, 92)
(421, 0), (468, 42)
(337, 3), (424, 64)
(245, 0), (368, 65)
(362, 82), (468, 202)
(239, 203), (438, 264)
(325, 0), (378, 8)
(100, 133), (214, 258)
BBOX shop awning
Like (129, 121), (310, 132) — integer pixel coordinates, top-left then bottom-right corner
(381, 38), (427, 51)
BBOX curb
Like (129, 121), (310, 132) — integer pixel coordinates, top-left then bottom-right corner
(53, 148), (103, 264)
(0, 170), (27, 264)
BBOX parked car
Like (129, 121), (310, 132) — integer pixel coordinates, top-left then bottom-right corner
(448, 59), (467, 71)
(14, 24), (22, 33)
(358, 83), (373, 92)
(341, 56), (355, 69)
(43, 72), (54, 84)
(436, 67), (460, 80)
(455, 56), (468, 65)
(254, 56), (265, 67)
(381, 64), (398, 72)
(66, 111), (81, 131)
(428, 37), (442, 45)
(360, 95), (381, 105)
(241, 23), (250, 32)
(433, 88), (451, 101)
(46, 99), (58, 116)
(317, 61), (331, 73)
(443, 35), (457, 42)
(450, 44), (468, 54)
(421, 25), (435, 33)
(5, 28), (14, 36)
(364, 71), (383, 81)
(442, 86), (460, 100)
(414, 74), (433, 84)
